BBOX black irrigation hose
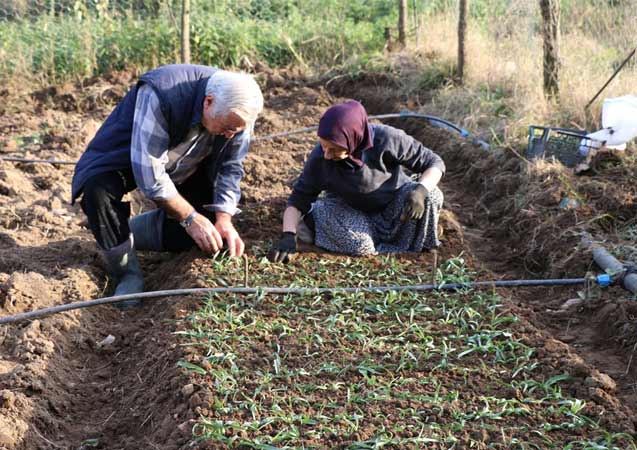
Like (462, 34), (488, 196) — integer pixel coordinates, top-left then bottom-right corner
(0, 156), (76, 165)
(252, 112), (486, 146)
(0, 112), (488, 166)
(0, 278), (588, 325)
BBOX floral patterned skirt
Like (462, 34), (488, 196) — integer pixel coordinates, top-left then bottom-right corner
(311, 183), (443, 256)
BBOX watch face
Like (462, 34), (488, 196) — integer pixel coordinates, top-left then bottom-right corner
(181, 211), (197, 228)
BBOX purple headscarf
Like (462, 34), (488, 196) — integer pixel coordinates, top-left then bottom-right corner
(317, 100), (373, 166)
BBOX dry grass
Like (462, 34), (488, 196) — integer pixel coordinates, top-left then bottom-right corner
(404, 1), (637, 145)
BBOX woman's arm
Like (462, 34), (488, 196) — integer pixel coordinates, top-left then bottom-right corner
(286, 146), (325, 216)
(269, 205), (303, 263)
(418, 166), (444, 191)
(269, 148), (324, 263)
(383, 126), (446, 179)
(282, 206), (303, 233)
(401, 167), (444, 222)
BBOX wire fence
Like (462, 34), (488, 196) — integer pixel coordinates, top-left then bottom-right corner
(0, 0), (169, 19)
(0, 0), (182, 81)
(0, 0), (400, 83)
(0, 0), (635, 132)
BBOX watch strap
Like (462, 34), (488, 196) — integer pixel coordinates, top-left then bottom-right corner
(180, 210), (198, 229)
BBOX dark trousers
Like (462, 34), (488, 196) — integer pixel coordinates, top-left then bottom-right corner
(80, 165), (216, 251)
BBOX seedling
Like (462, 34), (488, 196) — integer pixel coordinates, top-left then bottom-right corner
(177, 254), (635, 448)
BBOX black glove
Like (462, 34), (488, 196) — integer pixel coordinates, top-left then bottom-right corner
(400, 184), (428, 222)
(268, 232), (297, 263)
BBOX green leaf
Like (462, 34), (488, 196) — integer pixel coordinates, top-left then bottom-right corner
(546, 373), (571, 387)
(177, 361), (208, 375)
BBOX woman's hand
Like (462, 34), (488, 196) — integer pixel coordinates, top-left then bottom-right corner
(268, 232), (297, 263)
(401, 184), (429, 221)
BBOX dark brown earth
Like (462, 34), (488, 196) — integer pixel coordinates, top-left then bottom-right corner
(0, 68), (636, 449)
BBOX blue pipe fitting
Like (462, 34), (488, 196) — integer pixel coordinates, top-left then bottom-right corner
(596, 274), (611, 287)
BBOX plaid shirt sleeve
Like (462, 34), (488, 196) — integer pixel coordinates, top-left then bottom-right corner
(130, 85), (179, 201)
(204, 123), (252, 216)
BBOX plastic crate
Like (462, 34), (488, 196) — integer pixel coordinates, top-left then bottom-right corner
(527, 126), (600, 167)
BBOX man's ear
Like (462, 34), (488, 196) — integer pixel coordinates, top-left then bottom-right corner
(203, 95), (214, 112)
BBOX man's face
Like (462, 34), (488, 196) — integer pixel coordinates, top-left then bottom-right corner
(319, 137), (349, 161)
(202, 95), (247, 139)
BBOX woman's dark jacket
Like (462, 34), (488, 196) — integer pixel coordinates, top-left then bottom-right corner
(287, 124), (446, 214)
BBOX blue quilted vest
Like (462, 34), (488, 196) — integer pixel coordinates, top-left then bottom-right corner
(71, 64), (217, 201)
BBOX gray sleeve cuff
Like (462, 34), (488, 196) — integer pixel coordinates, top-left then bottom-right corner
(202, 203), (242, 216)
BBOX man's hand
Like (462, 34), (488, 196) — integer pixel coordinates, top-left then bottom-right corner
(400, 184), (428, 222)
(268, 232), (296, 263)
(186, 213), (224, 253)
(215, 212), (245, 257)
(155, 195), (225, 253)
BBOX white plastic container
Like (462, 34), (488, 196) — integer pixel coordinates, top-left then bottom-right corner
(583, 95), (637, 150)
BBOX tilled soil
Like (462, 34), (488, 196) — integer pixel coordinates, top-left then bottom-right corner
(0, 70), (636, 449)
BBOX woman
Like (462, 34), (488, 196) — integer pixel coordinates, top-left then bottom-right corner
(268, 100), (445, 263)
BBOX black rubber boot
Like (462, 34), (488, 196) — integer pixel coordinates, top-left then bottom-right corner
(129, 209), (165, 252)
(103, 234), (144, 309)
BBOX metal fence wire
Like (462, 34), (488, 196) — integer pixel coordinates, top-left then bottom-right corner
(0, 0), (402, 82)
(0, 0), (183, 81)
(0, 0), (170, 20)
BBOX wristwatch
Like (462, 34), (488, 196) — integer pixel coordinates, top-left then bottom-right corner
(179, 211), (198, 229)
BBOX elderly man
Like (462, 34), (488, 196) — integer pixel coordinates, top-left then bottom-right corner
(72, 64), (263, 308)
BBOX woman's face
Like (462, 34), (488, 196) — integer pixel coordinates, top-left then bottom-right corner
(319, 137), (349, 161)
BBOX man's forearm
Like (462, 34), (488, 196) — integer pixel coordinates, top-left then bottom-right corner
(155, 195), (195, 222)
(215, 211), (233, 226)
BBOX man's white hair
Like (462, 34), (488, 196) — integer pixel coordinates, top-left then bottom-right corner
(205, 70), (263, 124)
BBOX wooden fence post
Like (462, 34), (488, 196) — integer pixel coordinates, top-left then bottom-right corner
(540, 0), (560, 100)
(181, 0), (191, 64)
(398, 0), (407, 49)
(457, 0), (468, 83)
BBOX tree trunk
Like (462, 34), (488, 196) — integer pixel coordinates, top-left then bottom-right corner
(540, 0), (560, 100)
(412, 0), (419, 46)
(457, 0), (468, 83)
(398, 0), (407, 49)
(181, 0), (191, 64)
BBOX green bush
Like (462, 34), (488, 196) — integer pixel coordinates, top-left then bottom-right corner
(0, 0), (395, 83)
(94, 15), (177, 73)
(419, 61), (456, 90)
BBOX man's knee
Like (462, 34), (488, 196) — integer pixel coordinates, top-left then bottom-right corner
(80, 177), (117, 210)
(81, 178), (108, 204)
